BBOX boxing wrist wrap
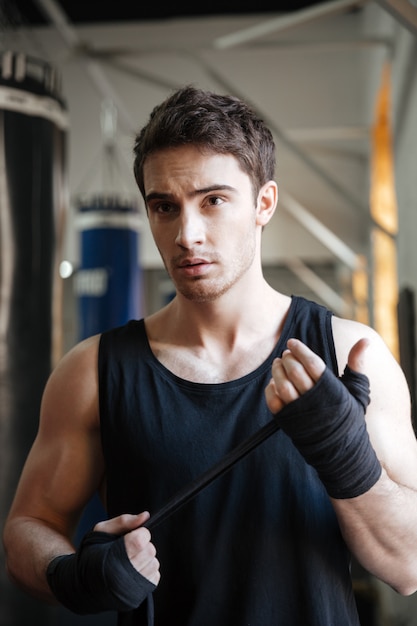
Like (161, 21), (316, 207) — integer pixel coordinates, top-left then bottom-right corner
(46, 530), (156, 614)
(274, 365), (382, 499)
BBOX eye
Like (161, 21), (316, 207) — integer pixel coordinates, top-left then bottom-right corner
(206, 195), (224, 207)
(150, 202), (178, 216)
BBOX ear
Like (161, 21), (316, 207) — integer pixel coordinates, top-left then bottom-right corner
(256, 180), (278, 227)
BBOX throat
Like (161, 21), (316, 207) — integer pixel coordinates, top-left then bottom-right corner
(145, 290), (292, 383)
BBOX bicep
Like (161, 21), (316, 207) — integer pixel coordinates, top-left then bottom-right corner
(8, 337), (105, 537)
(332, 317), (417, 488)
(366, 346), (417, 485)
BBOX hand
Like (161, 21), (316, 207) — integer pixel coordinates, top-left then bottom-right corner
(94, 511), (160, 586)
(47, 511), (159, 614)
(264, 336), (379, 499)
(265, 337), (369, 414)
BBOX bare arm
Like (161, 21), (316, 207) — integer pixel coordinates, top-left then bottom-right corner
(265, 320), (417, 595)
(2, 335), (159, 604)
(2, 335), (104, 601)
(331, 318), (417, 596)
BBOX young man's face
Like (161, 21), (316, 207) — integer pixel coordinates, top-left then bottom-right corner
(143, 144), (266, 303)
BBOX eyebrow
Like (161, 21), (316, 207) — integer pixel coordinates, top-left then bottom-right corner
(145, 184), (238, 204)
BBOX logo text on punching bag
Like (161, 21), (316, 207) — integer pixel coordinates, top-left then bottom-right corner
(75, 268), (108, 296)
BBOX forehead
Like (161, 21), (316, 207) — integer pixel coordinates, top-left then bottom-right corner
(143, 145), (249, 194)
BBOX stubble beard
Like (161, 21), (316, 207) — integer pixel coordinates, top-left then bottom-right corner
(163, 237), (257, 303)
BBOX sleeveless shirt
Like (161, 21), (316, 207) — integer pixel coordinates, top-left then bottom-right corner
(99, 295), (361, 625)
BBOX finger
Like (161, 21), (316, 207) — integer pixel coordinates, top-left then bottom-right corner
(281, 350), (315, 394)
(285, 338), (326, 381)
(271, 358), (300, 404)
(94, 511), (150, 535)
(347, 338), (370, 373)
(265, 378), (285, 414)
(139, 555), (161, 586)
(125, 526), (153, 560)
(125, 528), (160, 585)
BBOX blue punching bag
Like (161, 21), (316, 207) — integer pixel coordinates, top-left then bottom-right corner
(75, 194), (143, 339)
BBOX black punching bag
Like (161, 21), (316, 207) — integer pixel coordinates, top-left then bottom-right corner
(0, 51), (68, 626)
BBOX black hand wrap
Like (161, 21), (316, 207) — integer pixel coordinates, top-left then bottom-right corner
(274, 365), (382, 499)
(46, 530), (156, 614)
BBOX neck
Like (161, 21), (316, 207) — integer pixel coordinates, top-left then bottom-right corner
(148, 278), (289, 349)
(145, 283), (291, 383)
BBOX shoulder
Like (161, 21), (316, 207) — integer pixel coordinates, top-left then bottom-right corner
(331, 316), (386, 375)
(41, 334), (101, 429)
(330, 315), (409, 413)
(330, 314), (410, 424)
(52, 334), (101, 380)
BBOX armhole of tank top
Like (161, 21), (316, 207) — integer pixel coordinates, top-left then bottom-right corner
(325, 309), (339, 375)
(97, 331), (109, 426)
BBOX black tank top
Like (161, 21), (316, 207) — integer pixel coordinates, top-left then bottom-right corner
(99, 295), (360, 625)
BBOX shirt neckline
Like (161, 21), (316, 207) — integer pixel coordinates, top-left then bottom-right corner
(138, 295), (299, 389)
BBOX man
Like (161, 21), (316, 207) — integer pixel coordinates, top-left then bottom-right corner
(4, 85), (417, 625)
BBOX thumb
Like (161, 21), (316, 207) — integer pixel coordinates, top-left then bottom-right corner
(347, 337), (370, 374)
(94, 511), (151, 535)
(342, 338), (371, 411)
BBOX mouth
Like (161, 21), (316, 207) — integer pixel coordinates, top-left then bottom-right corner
(176, 258), (212, 276)
(178, 258), (208, 268)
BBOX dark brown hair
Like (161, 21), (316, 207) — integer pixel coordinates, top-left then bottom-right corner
(133, 85), (276, 201)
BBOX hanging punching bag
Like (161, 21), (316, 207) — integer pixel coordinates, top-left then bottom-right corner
(75, 194), (143, 339)
(0, 51), (68, 626)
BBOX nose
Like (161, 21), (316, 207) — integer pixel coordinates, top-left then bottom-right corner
(175, 207), (205, 248)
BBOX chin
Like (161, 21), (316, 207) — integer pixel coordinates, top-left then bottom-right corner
(178, 281), (233, 303)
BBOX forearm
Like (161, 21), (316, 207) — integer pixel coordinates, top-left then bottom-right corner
(3, 516), (75, 603)
(332, 467), (417, 595)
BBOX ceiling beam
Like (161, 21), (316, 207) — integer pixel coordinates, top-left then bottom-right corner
(76, 35), (391, 57)
(284, 257), (350, 315)
(212, 0), (371, 49)
(279, 189), (361, 269)
(376, 0), (417, 34)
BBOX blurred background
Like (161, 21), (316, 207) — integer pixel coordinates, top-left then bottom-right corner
(0, 0), (416, 624)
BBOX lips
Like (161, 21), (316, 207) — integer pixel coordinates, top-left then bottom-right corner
(178, 258), (208, 268)
(175, 257), (212, 276)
